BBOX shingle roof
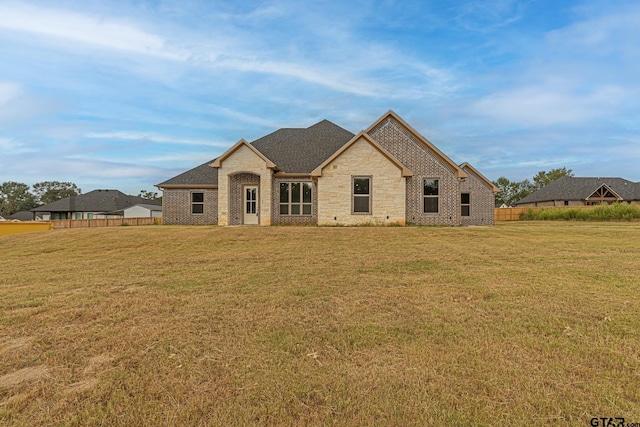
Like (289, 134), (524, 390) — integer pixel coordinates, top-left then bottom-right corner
(157, 120), (355, 186)
(31, 190), (162, 213)
(515, 177), (640, 205)
(6, 211), (34, 221)
(156, 159), (219, 188)
(250, 119), (355, 173)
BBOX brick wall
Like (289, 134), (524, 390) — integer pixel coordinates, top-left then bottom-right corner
(162, 188), (218, 225)
(228, 173), (260, 225)
(460, 168), (495, 226)
(369, 117), (460, 226)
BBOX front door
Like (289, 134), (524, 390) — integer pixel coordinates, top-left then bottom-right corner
(243, 185), (259, 225)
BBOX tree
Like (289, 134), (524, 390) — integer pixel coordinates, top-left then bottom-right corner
(0, 181), (37, 216)
(532, 167), (574, 190)
(493, 177), (535, 206)
(32, 181), (81, 205)
(494, 167), (574, 205)
(139, 190), (161, 201)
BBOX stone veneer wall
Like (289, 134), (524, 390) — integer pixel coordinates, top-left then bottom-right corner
(316, 136), (406, 226)
(162, 188), (218, 225)
(228, 173), (260, 226)
(271, 177), (317, 225)
(369, 117), (460, 226)
(460, 168), (495, 226)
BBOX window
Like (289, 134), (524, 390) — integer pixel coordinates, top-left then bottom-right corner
(75, 212), (82, 220)
(279, 182), (312, 215)
(352, 176), (371, 214)
(564, 200), (569, 206)
(423, 179), (439, 213)
(191, 192), (204, 214)
(461, 193), (470, 217)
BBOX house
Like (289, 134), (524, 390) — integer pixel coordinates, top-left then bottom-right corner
(5, 211), (38, 221)
(107, 204), (163, 218)
(31, 189), (162, 220)
(514, 177), (640, 207)
(157, 111), (499, 226)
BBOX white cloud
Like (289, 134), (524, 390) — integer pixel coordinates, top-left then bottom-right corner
(470, 84), (627, 127)
(85, 131), (229, 147)
(0, 81), (22, 105)
(0, 2), (187, 60)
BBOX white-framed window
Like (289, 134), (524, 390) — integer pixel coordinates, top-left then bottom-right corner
(191, 192), (204, 214)
(461, 193), (470, 217)
(279, 182), (312, 215)
(423, 179), (439, 213)
(352, 176), (372, 214)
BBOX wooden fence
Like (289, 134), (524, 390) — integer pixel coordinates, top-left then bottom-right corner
(0, 221), (54, 236)
(494, 206), (596, 221)
(51, 217), (163, 229)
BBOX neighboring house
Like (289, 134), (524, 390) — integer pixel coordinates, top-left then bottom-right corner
(107, 204), (163, 218)
(158, 111), (499, 226)
(31, 189), (162, 220)
(515, 177), (640, 207)
(5, 211), (38, 221)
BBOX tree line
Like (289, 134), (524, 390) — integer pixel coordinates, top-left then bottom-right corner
(0, 181), (81, 217)
(492, 167), (574, 206)
(0, 181), (161, 217)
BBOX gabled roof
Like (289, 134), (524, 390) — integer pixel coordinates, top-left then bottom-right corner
(311, 132), (413, 177)
(5, 211), (34, 221)
(515, 177), (640, 205)
(250, 119), (355, 173)
(157, 159), (219, 188)
(460, 162), (500, 193)
(31, 190), (162, 213)
(367, 110), (468, 179)
(211, 139), (277, 169)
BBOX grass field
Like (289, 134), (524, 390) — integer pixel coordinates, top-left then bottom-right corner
(1, 223), (639, 425)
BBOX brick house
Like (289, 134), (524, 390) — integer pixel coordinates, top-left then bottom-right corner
(157, 111), (498, 226)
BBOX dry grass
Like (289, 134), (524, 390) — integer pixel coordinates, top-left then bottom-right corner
(1, 222), (639, 425)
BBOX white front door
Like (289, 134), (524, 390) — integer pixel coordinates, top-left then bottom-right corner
(243, 185), (259, 225)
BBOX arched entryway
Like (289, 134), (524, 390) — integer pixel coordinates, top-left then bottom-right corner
(228, 173), (260, 225)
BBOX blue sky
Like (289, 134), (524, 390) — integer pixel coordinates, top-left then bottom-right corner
(1, 0), (638, 195)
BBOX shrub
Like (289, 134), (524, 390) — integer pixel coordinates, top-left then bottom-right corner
(521, 203), (640, 221)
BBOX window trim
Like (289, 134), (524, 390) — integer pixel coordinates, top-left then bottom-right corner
(352, 175), (372, 215)
(461, 192), (470, 217)
(423, 178), (440, 214)
(279, 182), (313, 216)
(191, 191), (204, 215)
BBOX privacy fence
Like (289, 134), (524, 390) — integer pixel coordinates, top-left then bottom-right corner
(51, 217), (163, 228)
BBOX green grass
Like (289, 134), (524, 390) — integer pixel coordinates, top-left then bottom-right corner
(521, 202), (640, 221)
(1, 223), (640, 425)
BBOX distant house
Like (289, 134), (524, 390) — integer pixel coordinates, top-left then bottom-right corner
(515, 177), (640, 207)
(5, 211), (38, 221)
(31, 189), (162, 220)
(108, 203), (163, 218)
(158, 110), (499, 226)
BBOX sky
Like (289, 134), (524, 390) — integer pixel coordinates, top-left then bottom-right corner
(1, 0), (639, 196)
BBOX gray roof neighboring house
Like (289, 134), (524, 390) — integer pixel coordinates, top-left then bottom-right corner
(6, 211), (36, 221)
(515, 177), (640, 205)
(31, 190), (161, 213)
(157, 120), (355, 188)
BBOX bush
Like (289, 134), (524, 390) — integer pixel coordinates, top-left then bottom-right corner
(520, 203), (640, 221)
